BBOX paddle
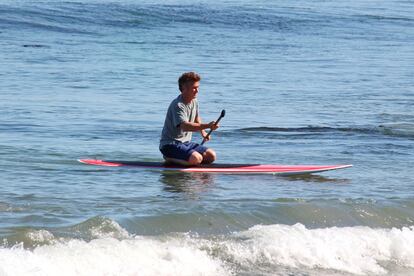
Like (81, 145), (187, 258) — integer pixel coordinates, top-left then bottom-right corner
(201, 109), (225, 145)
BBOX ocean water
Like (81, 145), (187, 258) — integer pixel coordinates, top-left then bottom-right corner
(1, 0), (414, 275)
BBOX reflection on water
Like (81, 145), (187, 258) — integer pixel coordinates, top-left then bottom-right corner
(282, 174), (351, 184)
(159, 171), (349, 200)
(160, 172), (216, 198)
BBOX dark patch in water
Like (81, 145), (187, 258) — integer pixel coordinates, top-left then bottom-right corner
(237, 125), (414, 139)
(22, 44), (50, 48)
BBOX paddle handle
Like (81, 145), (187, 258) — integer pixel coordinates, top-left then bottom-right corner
(201, 110), (225, 145)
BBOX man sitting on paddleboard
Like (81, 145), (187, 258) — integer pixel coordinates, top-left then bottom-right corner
(160, 72), (219, 166)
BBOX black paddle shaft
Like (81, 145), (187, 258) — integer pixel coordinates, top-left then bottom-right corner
(201, 109), (225, 145)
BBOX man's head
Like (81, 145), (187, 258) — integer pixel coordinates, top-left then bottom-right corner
(178, 72), (201, 102)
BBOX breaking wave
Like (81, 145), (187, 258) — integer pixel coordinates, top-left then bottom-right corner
(1, 220), (414, 275)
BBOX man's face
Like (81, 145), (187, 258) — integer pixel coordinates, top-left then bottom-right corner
(182, 81), (199, 100)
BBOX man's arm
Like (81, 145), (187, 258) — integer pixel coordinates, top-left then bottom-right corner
(180, 112), (219, 133)
(179, 120), (217, 132)
(195, 113), (208, 138)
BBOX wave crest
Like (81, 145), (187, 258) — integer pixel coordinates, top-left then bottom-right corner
(1, 223), (414, 275)
(0, 2), (318, 34)
(220, 223), (414, 275)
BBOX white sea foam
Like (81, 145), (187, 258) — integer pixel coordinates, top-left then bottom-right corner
(0, 237), (230, 276)
(222, 223), (414, 275)
(0, 223), (413, 275)
(25, 230), (55, 244)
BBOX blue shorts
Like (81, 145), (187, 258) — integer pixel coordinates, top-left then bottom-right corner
(160, 142), (208, 161)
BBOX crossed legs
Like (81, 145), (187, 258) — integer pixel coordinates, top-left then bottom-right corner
(164, 149), (216, 166)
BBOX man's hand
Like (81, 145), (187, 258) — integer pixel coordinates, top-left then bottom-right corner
(201, 130), (211, 141)
(208, 121), (219, 130)
(200, 110), (225, 146)
(201, 122), (219, 142)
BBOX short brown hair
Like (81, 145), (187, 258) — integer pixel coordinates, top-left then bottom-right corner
(178, 72), (201, 92)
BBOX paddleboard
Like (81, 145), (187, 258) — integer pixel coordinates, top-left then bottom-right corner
(78, 159), (352, 175)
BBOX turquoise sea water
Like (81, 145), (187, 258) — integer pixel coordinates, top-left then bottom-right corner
(1, 0), (414, 275)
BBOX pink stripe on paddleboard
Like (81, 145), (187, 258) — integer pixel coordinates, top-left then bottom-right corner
(78, 159), (121, 167)
(78, 159), (352, 174)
